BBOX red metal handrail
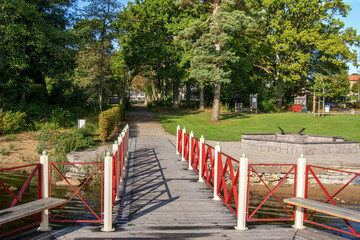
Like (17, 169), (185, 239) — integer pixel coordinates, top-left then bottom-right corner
(304, 165), (360, 237)
(217, 153), (240, 215)
(112, 151), (119, 206)
(201, 143), (215, 189)
(183, 133), (189, 162)
(177, 129), (182, 154)
(49, 162), (103, 223)
(190, 138), (200, 172)
(247, 164), (296, 222)
(0, 164), (42, 238)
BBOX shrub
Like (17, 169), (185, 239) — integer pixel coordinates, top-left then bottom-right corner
(98, 104), (124, 142)
(50, 108), (73, 127)
(0, 109), (26, 135)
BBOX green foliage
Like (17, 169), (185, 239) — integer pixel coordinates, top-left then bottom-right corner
(98, 105), (124, 141)
(37, 123), (98, 162)
(0, 109), (26, 135)
(312, 73), (350, 100)
(50, 108), (73, 128)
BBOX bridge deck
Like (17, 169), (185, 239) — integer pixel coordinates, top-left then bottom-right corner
(25, 137), (345, 240)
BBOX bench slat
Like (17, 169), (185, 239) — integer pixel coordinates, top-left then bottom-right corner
(0, 198), (67, 225)
(284, 197), (360, 223)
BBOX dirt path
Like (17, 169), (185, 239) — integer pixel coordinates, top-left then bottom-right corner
(128, 105), (176, 144)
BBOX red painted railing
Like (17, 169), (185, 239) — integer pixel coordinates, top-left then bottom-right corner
(112, 150), (119, 205)
(217, 153), (240, 215)
(304, 165), (360, 237)
(177, 128), (182, 154)
(49, 162), (104, 223)
(247, 164), (296, 221)
(0, 164), (42, 238)
(190, 137), (200, 172)
(201, 143), (215, 189)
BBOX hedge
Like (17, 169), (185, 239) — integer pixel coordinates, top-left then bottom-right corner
(99, 104), (124, 141)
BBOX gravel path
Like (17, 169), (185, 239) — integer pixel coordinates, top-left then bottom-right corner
(128, 105), (360, 168)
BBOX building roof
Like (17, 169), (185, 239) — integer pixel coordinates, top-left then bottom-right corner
(349, 75), (360, 81)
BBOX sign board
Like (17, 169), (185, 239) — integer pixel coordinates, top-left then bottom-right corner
(78, 119), (86, 129)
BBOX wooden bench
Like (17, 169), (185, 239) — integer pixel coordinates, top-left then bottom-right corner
(284, 197), (360, 223)
(0, 198), (67, 225)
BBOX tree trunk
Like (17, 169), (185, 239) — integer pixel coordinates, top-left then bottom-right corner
(99, 35), (105, 112)
(276, 80), (283, 108)
(275, 53), (282, 108)
(173, 79), (180, 109)
(199, 84), (204, 110)
(186, 80), (191, 108)
(211, 82), (221, 121)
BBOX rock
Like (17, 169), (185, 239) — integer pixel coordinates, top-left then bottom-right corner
(55, 178), (81, 187)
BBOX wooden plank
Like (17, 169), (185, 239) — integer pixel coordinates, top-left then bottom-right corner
(284, 197), (360, 223)
(0, 198), (67, 225)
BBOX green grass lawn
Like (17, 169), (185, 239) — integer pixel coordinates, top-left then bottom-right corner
(157, 113), (360, 142)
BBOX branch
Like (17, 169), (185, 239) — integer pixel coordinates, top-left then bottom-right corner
(254, 64), (274, 75)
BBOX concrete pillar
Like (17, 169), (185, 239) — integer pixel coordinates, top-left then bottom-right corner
(213, 143), (221, 201)
(38, 151), (50, 231)
(102, 152), (114, 232)
(235, 154), (248, 231)
(293, 154), (306, 229)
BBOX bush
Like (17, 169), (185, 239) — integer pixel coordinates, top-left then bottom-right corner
(50, 108), (73, 127)
(37, 123), (97, 157)
(98, 104), (124, 142)
(0, 109), (26, 135)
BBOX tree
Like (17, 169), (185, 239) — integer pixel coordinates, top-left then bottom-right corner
(80, 0), (121, 111)
(114, 0), (186, 106)
(247, 0), (360, 108)
(178, 0), (255, 120)
(0, 0), (76, 108)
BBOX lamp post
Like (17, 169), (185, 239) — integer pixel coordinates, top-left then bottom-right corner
(123, 65), (126, 120)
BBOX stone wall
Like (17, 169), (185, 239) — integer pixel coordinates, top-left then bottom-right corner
(242, 134), (359, 155)
(249, 165), (360, 185)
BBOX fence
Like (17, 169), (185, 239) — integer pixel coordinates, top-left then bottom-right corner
(176, 125), (360, 237)
(0, 164), (42, 238)
(0, 124), (130, 236)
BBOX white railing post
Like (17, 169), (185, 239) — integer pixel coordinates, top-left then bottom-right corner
(113, 141), (120, 200)
(126, 125), (129, 159)
(293, 154), (306, 229)
(198, 135), (205, 182)
(118, 135), (124, 183)
(122, 130), (127, 161)
(176, 125), (180, 155)
(213, 142), (221, 201)
(102, 152), (114, 232)
(38, 151), (50, 231)
(235, 153), (248, 231)
(188, 131), (194, 170)
(181, 128), (186, 161)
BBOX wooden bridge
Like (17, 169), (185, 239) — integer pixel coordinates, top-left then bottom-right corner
(25, 136), (345, 240)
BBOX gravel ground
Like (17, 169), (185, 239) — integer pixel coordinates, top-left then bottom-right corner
(129, 105), (360, 168)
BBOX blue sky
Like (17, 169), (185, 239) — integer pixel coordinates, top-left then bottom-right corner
(342, 0), (360, 74)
